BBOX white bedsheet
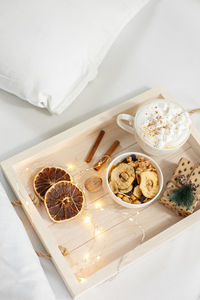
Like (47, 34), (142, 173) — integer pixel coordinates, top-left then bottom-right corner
(0, 183), (55, 300)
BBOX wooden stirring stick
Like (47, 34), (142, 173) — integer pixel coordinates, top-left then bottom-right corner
(93, 140), (120, 171)
(85, 130), (105, 163)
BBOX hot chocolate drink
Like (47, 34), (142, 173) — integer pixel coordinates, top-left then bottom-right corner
(117, 98), (191, 156)
(135, 99), (191, 150)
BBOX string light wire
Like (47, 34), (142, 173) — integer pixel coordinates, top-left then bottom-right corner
(20, 159), (146, 283)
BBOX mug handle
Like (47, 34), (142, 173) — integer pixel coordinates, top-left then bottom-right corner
(117, 114), (135, 134)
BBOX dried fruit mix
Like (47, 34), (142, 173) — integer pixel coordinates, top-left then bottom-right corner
(109, 155), (159, 204)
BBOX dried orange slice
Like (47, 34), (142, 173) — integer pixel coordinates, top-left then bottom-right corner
(44, 181), (84, 222)
(33, 167), (71, 201)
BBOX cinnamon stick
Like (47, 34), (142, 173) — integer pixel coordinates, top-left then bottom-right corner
(93, 140), (120, 171)
(85, 130), (105, 163)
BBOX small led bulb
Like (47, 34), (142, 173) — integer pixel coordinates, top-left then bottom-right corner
(95, 201), (102, 209)
(83, 253), (89, 261)
(84, 216), (91, 224)
(67, 164), (74, 170)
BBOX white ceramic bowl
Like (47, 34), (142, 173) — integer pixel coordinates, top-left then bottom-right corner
(106, 152), (163, 208)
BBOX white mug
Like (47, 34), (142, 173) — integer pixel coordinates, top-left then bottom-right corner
(117, 99), (191, 156)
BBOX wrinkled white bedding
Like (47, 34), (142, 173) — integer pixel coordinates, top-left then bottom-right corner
(0, 183), (55, 300)
(1, 0), (200, 299)
(0, 0), (149, 114)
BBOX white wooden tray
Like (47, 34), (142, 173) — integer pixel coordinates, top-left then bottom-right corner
(1, 86), (200, 298)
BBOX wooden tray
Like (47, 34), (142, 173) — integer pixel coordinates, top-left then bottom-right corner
(1, 86), (200, 298)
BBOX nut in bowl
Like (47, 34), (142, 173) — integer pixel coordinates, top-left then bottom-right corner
(106, 152), (163, 208)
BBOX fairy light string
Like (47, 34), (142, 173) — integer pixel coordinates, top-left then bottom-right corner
(18, 159), (147, 283)
(71, 161), (147, 282)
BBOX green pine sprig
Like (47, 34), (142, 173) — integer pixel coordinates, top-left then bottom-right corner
(169, 185), (194, 210)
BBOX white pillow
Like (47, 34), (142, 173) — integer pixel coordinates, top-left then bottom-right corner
(0, 0), (149, 114)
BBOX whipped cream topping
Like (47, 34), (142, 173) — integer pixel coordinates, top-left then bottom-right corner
(135, 99), (191, 149)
